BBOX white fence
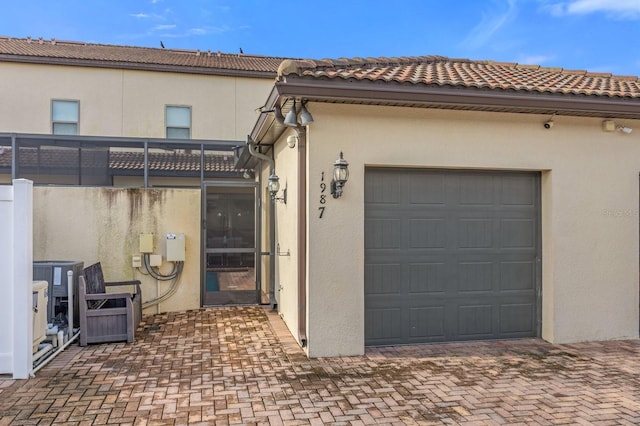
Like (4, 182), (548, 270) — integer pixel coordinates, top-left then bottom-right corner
(0, 179), (33, 379)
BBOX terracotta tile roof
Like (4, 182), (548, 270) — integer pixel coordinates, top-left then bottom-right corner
(110, 151), (238, 173)
(278, 56), (640, 98)
(4, 36), (638, 98)
(0, 36), (284, 76)
(0, 147), (241, 174)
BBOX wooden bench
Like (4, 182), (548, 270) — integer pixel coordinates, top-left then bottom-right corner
(79, 262), (142, 346)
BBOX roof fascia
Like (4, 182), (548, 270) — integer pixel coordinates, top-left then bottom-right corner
(0, 132), (243, 149)
(249, 86), (286, 145)
(275, 77), (640, 119)
(0, 55), (276, 79)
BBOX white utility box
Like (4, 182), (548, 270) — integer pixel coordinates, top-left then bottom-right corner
(166, 233), (186, 261)
(32, 281), (48, 353)
(149, 254), (163, 267)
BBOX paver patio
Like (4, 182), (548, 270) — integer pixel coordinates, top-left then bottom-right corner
(1, 306), (639, 425)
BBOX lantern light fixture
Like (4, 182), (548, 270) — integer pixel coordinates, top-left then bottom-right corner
(330, 152), (349, 199)
(268, 172), (286, 203)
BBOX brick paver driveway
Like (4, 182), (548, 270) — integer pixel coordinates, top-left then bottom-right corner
(1, 306), (639, 425)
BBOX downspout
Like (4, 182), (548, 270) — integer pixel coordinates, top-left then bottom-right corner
(11, 134), (16, 180)
(296, 127), (307, 347)
(246, 140), (277, 308)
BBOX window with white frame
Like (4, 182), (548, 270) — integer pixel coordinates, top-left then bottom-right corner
(166, 105), (191, 139)
(52, 100), (79, 135)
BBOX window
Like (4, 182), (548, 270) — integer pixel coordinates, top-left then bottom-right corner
(52, 100), (79, 135)
(166, 106), (191, 139)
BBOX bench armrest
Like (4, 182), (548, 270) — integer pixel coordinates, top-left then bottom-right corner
(84, 292), (133, 301)
(105, 280), (141, 286)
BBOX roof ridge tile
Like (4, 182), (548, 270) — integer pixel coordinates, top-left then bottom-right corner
(2, 36), (640, 96)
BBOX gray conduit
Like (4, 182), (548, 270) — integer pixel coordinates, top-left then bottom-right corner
(31, 331), (80, 376)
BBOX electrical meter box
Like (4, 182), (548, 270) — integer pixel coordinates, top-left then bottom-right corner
(139, 233), (154, 253)
(166, 233), (185, 261)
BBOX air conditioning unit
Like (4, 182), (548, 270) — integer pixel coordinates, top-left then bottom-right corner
(32, 281), (48, 353)
(33, 260), (84, 324)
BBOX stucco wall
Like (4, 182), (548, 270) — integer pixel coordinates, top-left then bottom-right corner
(276, 102), (640, 357)
(33, 187), (201, 314)
(0, 62), (273, 140)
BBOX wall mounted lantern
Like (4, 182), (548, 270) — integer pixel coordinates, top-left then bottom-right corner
(330, 152), (349, 199)
(268, 172), (286, 203)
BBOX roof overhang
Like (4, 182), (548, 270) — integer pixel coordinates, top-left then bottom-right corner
(250, 75), (640, 145)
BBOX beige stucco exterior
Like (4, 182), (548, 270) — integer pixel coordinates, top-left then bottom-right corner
(270, 102), (640, 357)
(4, 49), (639, 357)
(0, 62), (273, 139)
(33, 187), (201, 314)
(0, 59), (274, 314)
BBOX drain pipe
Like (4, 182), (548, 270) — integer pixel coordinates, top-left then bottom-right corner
(67, 270), (74, 341)
(246, 139), (277, 308)
(31, 331), (80, 376)
(295, 126), (307, 348)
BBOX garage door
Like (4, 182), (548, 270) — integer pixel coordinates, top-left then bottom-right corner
(365, 169), (540, 345)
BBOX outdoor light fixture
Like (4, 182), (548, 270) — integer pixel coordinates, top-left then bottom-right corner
(284, 100), (298, 127)
(283, 99), (314, 128)
(299, 100), (314, 125)
(330, 152), (349, 199)
(268, 172), (286, 203)
(543, 112), (556, 129)
(286, 134), (298, 148)
(603, 120), (633, 134)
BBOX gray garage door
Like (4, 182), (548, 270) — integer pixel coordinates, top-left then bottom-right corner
(365, 169), (540, 346)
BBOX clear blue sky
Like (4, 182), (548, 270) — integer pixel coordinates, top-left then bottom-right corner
(3, 0), (640, 76)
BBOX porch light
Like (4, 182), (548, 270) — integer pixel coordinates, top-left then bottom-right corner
(268, 172), (286, 203)
(283, 99), (314, 128)
(283, 100), (298, 127)
(330, 152), (349, 199)
(299, 100), (314, 126)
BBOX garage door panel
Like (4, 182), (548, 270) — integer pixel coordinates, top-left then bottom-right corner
(365, 169), (540, 345)
(457, 305), (494, 337)
(365, 170), (402, 204)
(501, 219), (535, 248)
(500, 304), (535, 334)
(409, 307), (446, 339)
(501, 175), (536, 205)
(408, 172), (446, 204)
(457, 218), (493, 248)
(458, 174), (495, 205)
(408, 262), (446, 293)
(409, 218), (447, 248)
(365, 263), (402, 294)
(366, 218), (402, 249)
(365, 308), (403, 344)
(458, 261), (494, 292)
(500, 261), (535, 290)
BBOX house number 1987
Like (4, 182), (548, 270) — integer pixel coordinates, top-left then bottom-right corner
(319, 172), (326, 218)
